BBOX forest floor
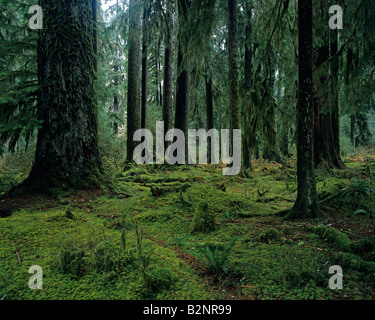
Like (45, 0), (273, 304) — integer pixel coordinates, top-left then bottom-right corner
(1, 154), (375, 300)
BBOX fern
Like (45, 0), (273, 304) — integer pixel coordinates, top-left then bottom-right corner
(188, 237), (239, 278)
(340, 178), (374, 200)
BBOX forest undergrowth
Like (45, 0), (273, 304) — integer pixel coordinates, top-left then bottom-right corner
(1, 151), (375, 300)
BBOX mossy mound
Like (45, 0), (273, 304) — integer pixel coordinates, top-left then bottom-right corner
(316, 177), (350, 200)
(259, 228), (281, 243)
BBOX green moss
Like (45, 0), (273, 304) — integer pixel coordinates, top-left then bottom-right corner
(350, 236), (375, 262)
(132, 211), (174, 224)
(192, 201), (216, 234)
(324, 228), (352, 251)
(259, 228), (281, 243)
(334, 252), (375, 274)
(57, 245), (86, 277)
(2, 162), (375, 300)
(316, 177), (350, 199)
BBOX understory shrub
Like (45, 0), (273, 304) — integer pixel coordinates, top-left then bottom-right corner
(192, 202), (216, 234)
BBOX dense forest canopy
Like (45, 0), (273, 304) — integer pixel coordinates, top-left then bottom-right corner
(1, 0), (375, 303)
(1, 0), (374, 170)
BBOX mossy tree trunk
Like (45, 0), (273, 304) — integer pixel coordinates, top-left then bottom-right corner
(313, 0), (345, 169)
(163, 0), (174, 137)
(92, 0), (98, 73)
(242, 1), (253, 169)
(287, 0), (321, 220)
(141, 3), (150, 129)
(22, 0), (101, 192)
(205, 73), (214, 162)
(261, 71), (282, 163)
(228, 0), (240, 149)
(329, 27), (346, 168)
(126, 0), (142, 162)
(112, 0), (121, 134)
(175, 0), (191, 140)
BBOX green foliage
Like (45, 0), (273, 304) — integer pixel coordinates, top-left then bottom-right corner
(340, 178), (374, 200)
(323, 228), (352, 252)
(259, 228), (281, 244)
(57, 246), (86, 277)
(65, 206), (74, 220)
(281, 247), (327, 289)
(0, 0), (39, 153)
(334, 252), (375, 275)
(352, 209), (375, 219)
(316, 177), (350, 200)
(120, 229), (127, 251)
(0, 275), (8, 300)
(149, 267), (177, 293)
(222, 209), (237, 222)
(192, 201), (216, 234)
(188, 237), (239, 278)
(350, 236), (375, 262)
(135, 226), (154, 290)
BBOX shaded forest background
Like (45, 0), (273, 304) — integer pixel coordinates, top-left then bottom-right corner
(0, 0), (374, 196)
(1, 0), (375, 301)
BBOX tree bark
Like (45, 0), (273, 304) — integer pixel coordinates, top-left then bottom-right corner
(126, 0), (142, 162)
(22, 0), (101, 192)
(313, 0), (345, 169)
(287, 0), (320, 220)
(175, 43), (189, 135)
(242, 1), (253, 169)
(329, 28), (346, 168)
(205, 74), (214, 162)
(111, 0), (120, 134)
(141, 5), (149, 129)
(174, 0), (191, 139)
(228, 0), (240, 149)
(261, 71), (282, 163)
(92, 0), (98, 73)
(350, 113), (356, 150)
(163, 2), (174, 137)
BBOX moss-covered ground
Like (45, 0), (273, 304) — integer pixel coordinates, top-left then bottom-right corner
(1, 156), (375, 300)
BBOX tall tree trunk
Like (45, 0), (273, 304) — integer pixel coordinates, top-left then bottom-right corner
(126, 0), (142, 162)
(112, 0), (120, 134)
(329, 27), (346, 168)
(205, 74), (214, 162)
(92, 0), (98, 73)
(174, 0), (191, 139)
(163, 2), (174, 137)
(277, 74), (290, 157)
(242, 0), (253, 169)
(141, 5), (149, 129)
(287, 0), (320, 219)
(228, 0), (240, 149)
(261, 70), (282, 163)
(155, 43), (160, 106)
(313, 0), (345, 169)
(175, 43), (189, 135)
(351, 113), (356, 151)
(23, 0), (100, 192)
